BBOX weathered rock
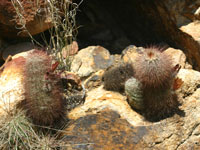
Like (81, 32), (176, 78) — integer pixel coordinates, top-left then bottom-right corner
(84, 70), (104, 90)
(180, 21), (200, 42)
(2, 42), (35, 60)
(164, 0), (200, 26)
(77, 0), (200, 69)
(122, 45), (144, 64)
(164, 0), (200, 27)
(164, 48), (187, 68)
(0, 55), (25, 114)
(0, 50), (65, 125)
(176, 69), (200, 99)
(0, 0), (52, 37)
(71, 46), (114, 77)
(60, 68), (200, 149)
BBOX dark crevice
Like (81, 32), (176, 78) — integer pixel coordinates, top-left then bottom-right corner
(75, 0), (178, 54)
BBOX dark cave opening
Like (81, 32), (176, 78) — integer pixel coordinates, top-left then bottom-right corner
(75, 0), (177, 54)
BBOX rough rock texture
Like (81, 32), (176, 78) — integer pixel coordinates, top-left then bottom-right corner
(0, 0), (52, 37)
(2, 42), (35, 60)
(76, 0), (200, 69)
(71, 46), (114, 77)
(164, 48), (187, 69)
(164, 0), (200, 27)
(0, 55), (26, 114)
(60, 68), (200, 149)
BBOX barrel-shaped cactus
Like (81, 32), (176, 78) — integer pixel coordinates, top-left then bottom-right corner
(23, 50), (64, 125)
(131, 47), (180, 120)
(0, 50), (65, 126)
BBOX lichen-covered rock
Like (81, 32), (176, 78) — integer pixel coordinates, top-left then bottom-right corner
(71, 46), (114, 77)
(164, 0), (200, 27)
(176, 69), (200, 99)
(180, 21), (200, 42)
(60, 67), (200, 149)
(0, 0), (52, 37)
(164, 47), (187, 69)
(2, 42), (35, 60)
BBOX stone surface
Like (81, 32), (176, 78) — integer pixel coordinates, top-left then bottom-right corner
(60, 68), (200, 149)
(71, 46), (114, 77)
(2, 42), (35, 60)
(180, 21), (200, 41)
(0, 54), (26, 114)
(0, 0), (52, 37)
(176, 69), (200, 99)
(76, 0), (200, 69)
(164, 47), (187, 69)
(164, 0), (200, 27)
(122, 46), (187, 69)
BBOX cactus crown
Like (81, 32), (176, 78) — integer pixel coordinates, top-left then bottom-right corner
(133, 47), (174, 90)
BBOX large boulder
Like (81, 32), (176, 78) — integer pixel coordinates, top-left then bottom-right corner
(60, 69), (200, 149)
(0, 0), (52, 38)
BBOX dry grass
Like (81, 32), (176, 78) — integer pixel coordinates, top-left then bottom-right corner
(11, 0), (82, 70)
(0, 1), (83, 149)
(0, 109), (66, 150)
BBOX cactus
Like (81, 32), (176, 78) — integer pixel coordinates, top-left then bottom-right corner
(129, 47), (181, 121)
(125, 77), (144, 110)
(103, 63), (134, 92)
(22, 50), (64, 126)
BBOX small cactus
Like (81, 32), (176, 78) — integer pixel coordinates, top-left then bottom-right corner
(23, 50), (64, 125)
(128, 47), (181, 121)
(125, 77), (144, 110)
(103, 63), (134, 92)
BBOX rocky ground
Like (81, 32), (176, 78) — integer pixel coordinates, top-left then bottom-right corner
(0, 0), (200, 150)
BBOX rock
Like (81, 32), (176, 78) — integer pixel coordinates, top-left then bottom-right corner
(66, 86), (145, 126)
(0, 37), (7, 61)
(61, 108), (149, 150)
(176, 69), (200, 99)
(180, 21), (200, 42)
(76, 0), (200, 69)
(2, 42), (35, 60)
(0, 49), (65, 125)
(60, 67), (200, 149)
(84, 70), (104, 90)
(122, 45), (144, 64)
(0, 0), (54, 38)
(0, 55), (26, 114)
(71, 46), (114, 77)
(164, 47), (187, 68)
(164, 0), (200, 27)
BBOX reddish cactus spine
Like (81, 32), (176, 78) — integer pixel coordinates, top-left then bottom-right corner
(131, 47), (180, 121)
(23, 50), (64, 125)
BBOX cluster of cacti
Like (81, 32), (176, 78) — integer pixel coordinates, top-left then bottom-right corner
(103, 47), (181, 121)
(22, 50), (65, 125)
